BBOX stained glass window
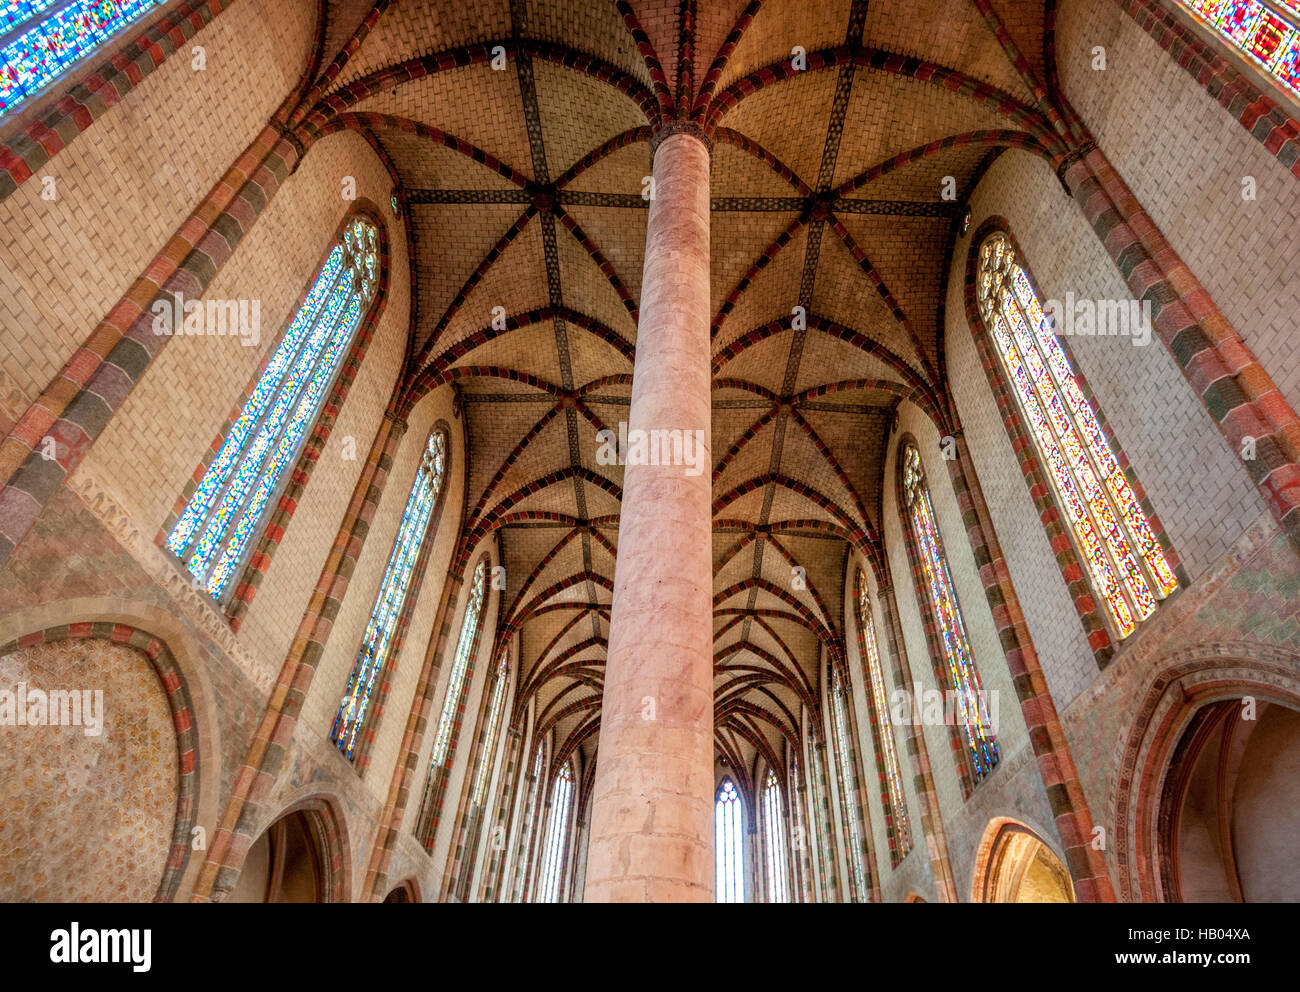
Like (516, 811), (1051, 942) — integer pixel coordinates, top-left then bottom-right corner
(428, 560), (488, 770)
(829, 676), (868, 900)
(166, 217), (379, 601)
(855, 569), (912, 859)
(976, 233), (1177, 640)
(902, 443), (1000, 781)
(715, 777), (745, 903)
(760, 769), (790, 903)
(514, 742), (546, 901)
(1, 1), (168, 115)
(331, 427), (447, 760)
(536, 761), (573, 903)
(1178, 1), (1300, 95)
(471, 654), (510, 806)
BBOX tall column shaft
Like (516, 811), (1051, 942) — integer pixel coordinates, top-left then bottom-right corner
(584, 130), (714, 902)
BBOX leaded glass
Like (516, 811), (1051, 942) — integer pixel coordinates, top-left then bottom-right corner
(1178, 1), (1300, 95)
(428, 561), (488, 769)
(830, 676), (868, 899)
(855, 569), (912, 856)
(976, 233), (1176, 641)
(1, 1), (168, 115)
(536, 762), (573, 903)
(903, 443), (1000, 780)
(166, 218), (379, 602)
(715, 778), (744, 903)
(331, 428), (447, 760)
(761, 769), (790, 903)
(471, 655), (510, 806)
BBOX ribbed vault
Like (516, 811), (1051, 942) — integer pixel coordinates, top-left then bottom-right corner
(285, 0), (1071, 789)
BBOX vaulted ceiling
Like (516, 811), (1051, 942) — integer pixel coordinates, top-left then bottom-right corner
(291, 0), (1073, 796)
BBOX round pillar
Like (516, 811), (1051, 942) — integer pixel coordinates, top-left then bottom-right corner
(584, 128), (714, 902)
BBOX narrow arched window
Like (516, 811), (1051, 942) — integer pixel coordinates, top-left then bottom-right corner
(715, 778), (745, 903)
(1176, 2), (1300, 96)
(902, 442), (999, 782)
(430, 561), (488, 769)
(829, 675), (869, 900)
(471, 654), (511, 807)
(415, 560), (488, 847)
(854, 568), (912, 861)
(166, 217), (379, 600)
(976, 232), (1177, 640)
(0, 0), (168, 115)
(331, 427), (447, 761)
(514, 741), (546, 902)
(536, 761), (574, 903)
(760, 769), (790, 903)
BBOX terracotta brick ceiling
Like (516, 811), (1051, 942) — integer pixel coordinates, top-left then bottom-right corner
(302, 0), (1062, 786)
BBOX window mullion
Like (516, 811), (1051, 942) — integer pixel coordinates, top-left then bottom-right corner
(998, 284), (1154, 630)
(190, 258), (355, 587)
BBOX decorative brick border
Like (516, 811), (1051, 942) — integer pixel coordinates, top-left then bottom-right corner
(151, 201), (392, 629)
(1111, 643), (1300, 901)
(1063, 147), (1300, 547)
(477, 722), (526, 901)
(268, 794), (351, 902)
(962, 217), (1187, 669)
(970, 816), (1077, 902)
(344, 420), (454, 776)
(0, 621), (199, 903)
(0, 123), (301, 568)
(192, 403), (409, 901)
(0, 0), (234, 203)
(935, 431), (1117, 901)
(1113, 0), (1300, 179)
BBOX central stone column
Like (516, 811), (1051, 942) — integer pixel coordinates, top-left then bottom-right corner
(584, 127), (714, 902)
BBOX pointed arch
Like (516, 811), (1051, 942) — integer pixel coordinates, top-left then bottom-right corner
(715, 777), (746, 903)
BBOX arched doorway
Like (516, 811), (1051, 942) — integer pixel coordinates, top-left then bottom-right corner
(383, 880), (420, 903)
(972, 818), (1076, 903)
(228, 801), (347, 903)
(1160, 698), (1300, 902)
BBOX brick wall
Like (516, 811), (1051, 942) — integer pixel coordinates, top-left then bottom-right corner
(74, 128), (409, 676)
(950, 148), (1266, 710)
(0, 0), (317, 437)
(880, 402), (1058, 898)
(841, 553), (937, 901)
(1057, 0), (1300, 410)
(299, 387), (464, 803)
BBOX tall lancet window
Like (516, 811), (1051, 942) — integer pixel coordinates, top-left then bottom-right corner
(0, 0), (168, 114)
(902, 443), (999, 781)
(416, 560), (488, 845)
(829, 675), (868, 900)
(715, 778), (745, 903)
(855, 569), (912, 861)
(1176, 2), (1300, 95)
(166, 218), (379, 600)
(332, 428), (447, 760)
(430, 560), (488, 769)
(536, 762), (574, 903)
(471, 655), (511, 806)
(976, 232), (1177, 639)
(760, 769), (790, 903)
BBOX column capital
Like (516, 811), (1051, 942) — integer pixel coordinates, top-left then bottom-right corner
(650, 119), (713, 159)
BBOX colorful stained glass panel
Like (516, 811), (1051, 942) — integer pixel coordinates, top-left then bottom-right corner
(1, 1), (167, 114)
